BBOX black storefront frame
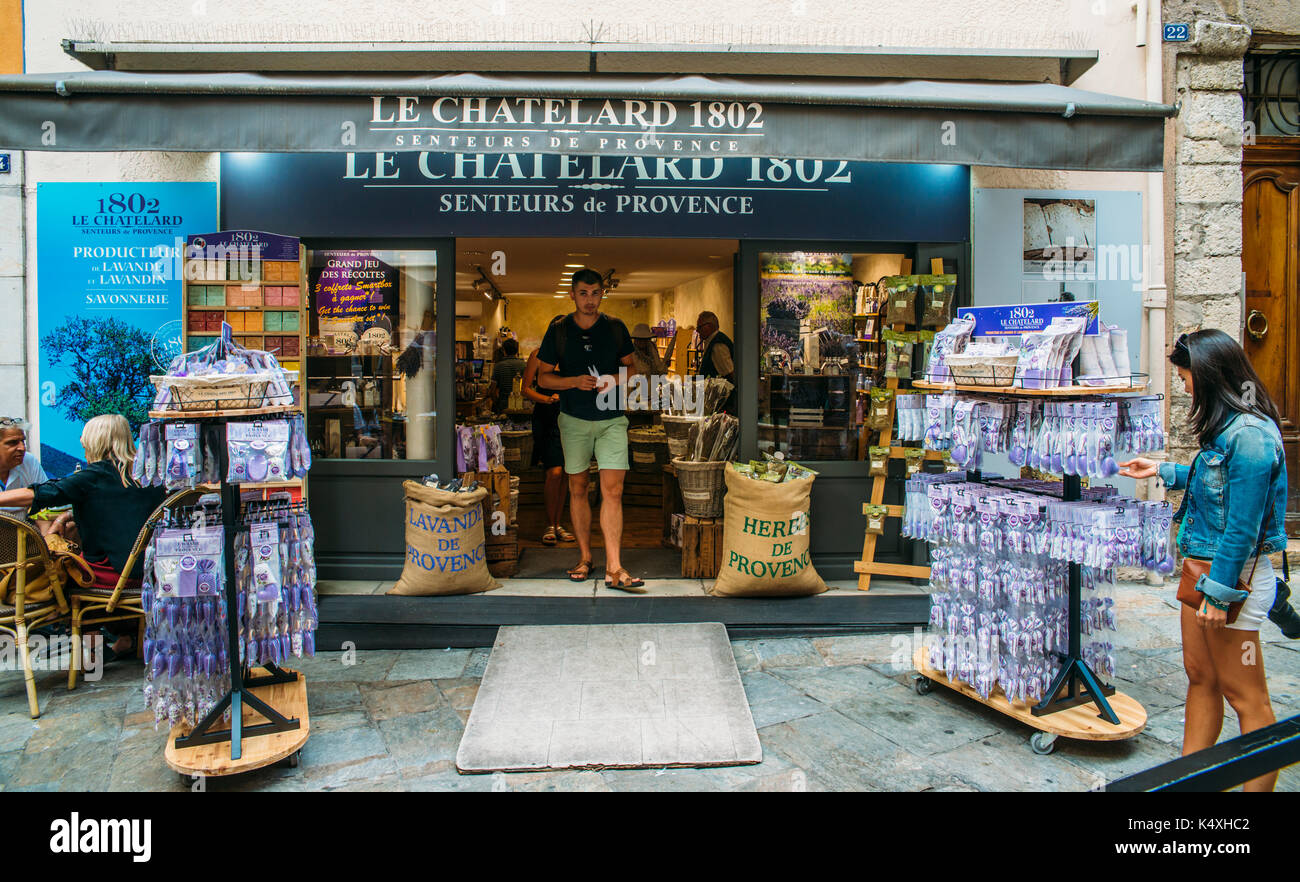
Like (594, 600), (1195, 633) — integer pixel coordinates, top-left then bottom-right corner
(296, 236), (458, 580)
(298, 233), (970, 581)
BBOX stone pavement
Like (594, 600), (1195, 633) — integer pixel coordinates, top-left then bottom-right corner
(2, 577), (1298, 792)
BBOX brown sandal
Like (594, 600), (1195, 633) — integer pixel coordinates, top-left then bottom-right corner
(567, 559), (594, 582)
(604, 568), (647, 594)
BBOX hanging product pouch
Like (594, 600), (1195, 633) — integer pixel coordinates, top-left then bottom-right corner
(250, 522), (283, 603)
(389, 481), (501, 596)
(920, 274), (957, 328)
(154, 527), (223, 600)
(865, 504), (888, 535)
(882, 330), (902, 378)
(868, 446), (890, 477)
(905, 448), (926, 476)
(882, 276), (918, 327)
(163, 422), (201, 490)
(868, 388), (895, 431)
(226, 421), (291, 484)
(709, 465), (827, 597)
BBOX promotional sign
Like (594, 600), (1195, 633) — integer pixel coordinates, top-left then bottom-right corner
(221, 152), (970, 242)
(185, 229), (299, 263)
(957, 301), (1101, 337)
(36, 182), (217, 475)
(308, 250), (399, 355)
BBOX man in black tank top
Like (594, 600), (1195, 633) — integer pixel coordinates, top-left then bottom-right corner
(696, 311), (736, 415)
(537, 269), (645, 592)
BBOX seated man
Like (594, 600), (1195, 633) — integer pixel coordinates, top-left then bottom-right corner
(0, 417), (52, 521)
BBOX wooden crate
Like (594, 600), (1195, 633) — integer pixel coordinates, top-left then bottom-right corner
(662, 463), (683, 547)
(463, 465), (511, 518)
(681, 516), (723, 578)
(488, 559), (519, 579)
(485, 525), (519, 562)
(623, 469), (664, 509)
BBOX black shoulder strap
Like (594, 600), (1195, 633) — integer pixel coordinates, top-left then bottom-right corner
(610, 315), (631, 352)
(551, 315), (568, 365)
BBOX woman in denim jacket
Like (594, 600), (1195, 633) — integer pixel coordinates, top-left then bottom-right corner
(1122, 329), (1286, 791)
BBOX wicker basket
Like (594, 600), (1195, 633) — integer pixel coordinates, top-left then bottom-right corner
(501, 429), (533, 467)
(661, 415), (702, 460)
(945, 354), (1018, 387)
(152, 374), (274, 411)
(628, 428), (669, 474)
(672, 457), (727, 518)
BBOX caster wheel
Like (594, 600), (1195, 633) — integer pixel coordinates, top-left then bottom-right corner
(288, 750), (300, 768)
(1030, 732), (1058, 755)
(913, 676), (933, 696)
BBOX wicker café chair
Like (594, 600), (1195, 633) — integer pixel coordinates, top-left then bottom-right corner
(66, 488), (209, 691)
(0, 514), (73, 718)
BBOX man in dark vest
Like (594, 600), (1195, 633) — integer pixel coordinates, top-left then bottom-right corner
(537, 268), (646, 592)
(696, 311), (736, 414)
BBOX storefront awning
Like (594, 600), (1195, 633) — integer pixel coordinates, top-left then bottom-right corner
(0, 71), (1176, 171)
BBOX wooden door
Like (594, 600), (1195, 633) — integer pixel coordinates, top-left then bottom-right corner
(1243, 141), (1300, 533)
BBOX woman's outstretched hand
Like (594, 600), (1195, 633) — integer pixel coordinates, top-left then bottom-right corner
(1119, 457), (1159, 479)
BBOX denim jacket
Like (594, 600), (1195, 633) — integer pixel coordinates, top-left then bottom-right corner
(1158, 413), (1288, 605)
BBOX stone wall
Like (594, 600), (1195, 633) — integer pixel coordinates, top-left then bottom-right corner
(1167, 16), (1251, 469)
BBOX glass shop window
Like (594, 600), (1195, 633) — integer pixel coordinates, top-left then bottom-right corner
(758, 250), (924, 462)
(305, 249), (437, 460)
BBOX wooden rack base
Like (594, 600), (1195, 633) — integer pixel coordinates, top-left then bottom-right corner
(913, 648), (1146, 751)
(165, 667), (310, 778)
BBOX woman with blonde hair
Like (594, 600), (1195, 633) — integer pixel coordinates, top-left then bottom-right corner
(0, 414), (168, 581)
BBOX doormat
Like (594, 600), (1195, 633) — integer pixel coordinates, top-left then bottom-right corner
(514, 547), (682, 580)
(456, 623), (762, 772)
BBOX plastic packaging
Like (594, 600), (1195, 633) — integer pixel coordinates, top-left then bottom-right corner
(226, 421), (291, 484)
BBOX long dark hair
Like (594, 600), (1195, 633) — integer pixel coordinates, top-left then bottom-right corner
(1170, 328), (1282, 447)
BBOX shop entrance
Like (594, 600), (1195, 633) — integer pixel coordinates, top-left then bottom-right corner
(455, 237), (738, 578)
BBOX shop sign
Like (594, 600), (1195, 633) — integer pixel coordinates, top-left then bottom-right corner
(957, 301), (1101, 337)
(366, 96), (766, 156)
(222, 152), (970, 242)
(35, 183), (217, 475)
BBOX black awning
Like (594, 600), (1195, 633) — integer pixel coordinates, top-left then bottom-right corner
(0, 71), (1176, 171)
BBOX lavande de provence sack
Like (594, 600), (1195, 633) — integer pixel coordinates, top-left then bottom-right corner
(389, 481), (500, 596)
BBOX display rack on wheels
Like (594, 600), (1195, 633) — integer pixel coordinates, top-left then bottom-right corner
(144, 311), (314, 778)
(162, 409), (311, 777)
(908, 377), (1157, 754)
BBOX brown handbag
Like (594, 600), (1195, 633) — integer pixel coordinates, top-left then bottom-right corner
(1177, 555), (1260, 625)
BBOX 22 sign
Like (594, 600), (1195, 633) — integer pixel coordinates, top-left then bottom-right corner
(1163, 23), (1191, 42)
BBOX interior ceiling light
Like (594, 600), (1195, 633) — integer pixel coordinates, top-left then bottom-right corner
(566, 253), (589, 257)
(564, 263), (585, 267)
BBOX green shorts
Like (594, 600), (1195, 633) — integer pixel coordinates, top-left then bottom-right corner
(557, 413), (629, 474)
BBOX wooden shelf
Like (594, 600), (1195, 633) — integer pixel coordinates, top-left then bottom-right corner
(912, 380), (1148, 397)
(149, 404), (301, 420)
(913, 648), (1146, 742)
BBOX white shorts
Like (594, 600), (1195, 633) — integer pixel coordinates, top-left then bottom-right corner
(1227, 555), (1277, 632)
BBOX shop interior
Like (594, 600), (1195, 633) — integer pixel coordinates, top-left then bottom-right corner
(454, 237), (736, 571)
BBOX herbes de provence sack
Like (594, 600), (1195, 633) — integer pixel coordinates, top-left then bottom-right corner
(708, 464), (827, 597)
(389, 481), (500, 596)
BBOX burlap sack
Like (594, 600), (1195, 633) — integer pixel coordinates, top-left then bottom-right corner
(389, 481), (501, 596)
(708, 466), (827, 597)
